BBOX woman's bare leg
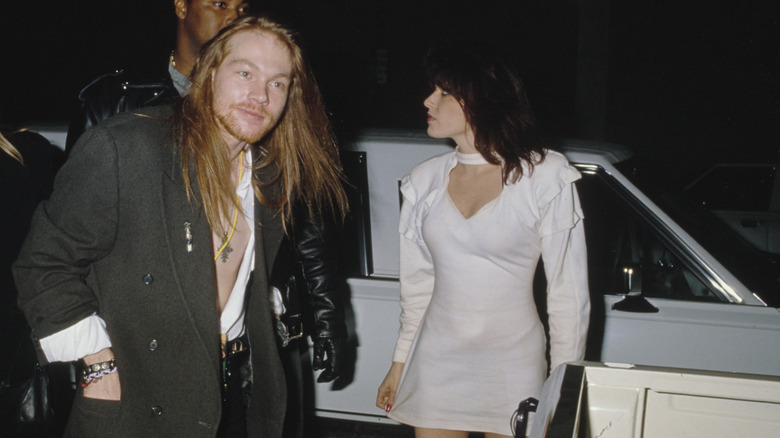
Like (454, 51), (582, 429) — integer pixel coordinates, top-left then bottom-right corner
(414, 428), (469, 438)
(415, 429), (514, 438)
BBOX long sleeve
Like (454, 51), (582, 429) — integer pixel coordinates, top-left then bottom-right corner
(38, 314), (112, 362)
(14, 126), (120, 363)
(394, 174), (436, 363)
(540, 184), (590, 371)
(292, 209), (347, 339)
(394, 236), (435, 363)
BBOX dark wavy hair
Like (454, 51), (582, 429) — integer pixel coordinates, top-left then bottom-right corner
(425, 41), (545, 183)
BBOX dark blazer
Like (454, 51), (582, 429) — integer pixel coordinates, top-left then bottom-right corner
(13, 106), (286, 438)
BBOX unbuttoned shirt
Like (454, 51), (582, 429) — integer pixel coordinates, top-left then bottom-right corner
(39, 151), (255, 362)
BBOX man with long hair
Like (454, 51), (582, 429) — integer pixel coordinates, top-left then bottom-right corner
(14, 16), (347, 438)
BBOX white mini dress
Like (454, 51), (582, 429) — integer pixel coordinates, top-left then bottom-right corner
(388, 150), (590, 436)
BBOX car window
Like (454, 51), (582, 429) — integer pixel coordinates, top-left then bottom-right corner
(685, 165), (775, 212)
(615, 156), (780, 308)
(576, 167), (722, 302)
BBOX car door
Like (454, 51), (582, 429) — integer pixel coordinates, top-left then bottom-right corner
(576, 165), (780, 376)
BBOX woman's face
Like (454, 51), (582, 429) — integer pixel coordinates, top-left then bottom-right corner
(424, 87), (473, 146)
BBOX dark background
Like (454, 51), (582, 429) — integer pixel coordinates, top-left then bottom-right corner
(1, 0), (778, 165)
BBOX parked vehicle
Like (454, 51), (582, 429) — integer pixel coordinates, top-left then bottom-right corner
(527, 361), (780, 438)
(29, 126), (780, 425)
(685, 163), (780, 254)
(315, 130), (780, 423)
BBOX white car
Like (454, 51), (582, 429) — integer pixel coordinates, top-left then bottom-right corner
(313, 130), (780, 423)
(528, 361), (780, 438)
(30, 126), (780, 425)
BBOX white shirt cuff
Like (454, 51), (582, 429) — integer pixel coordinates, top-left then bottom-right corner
(39, 315), (112, 363)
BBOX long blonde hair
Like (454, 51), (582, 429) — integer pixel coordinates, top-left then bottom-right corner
(1, 131), (24, 165)
(175, 15), (348, 233)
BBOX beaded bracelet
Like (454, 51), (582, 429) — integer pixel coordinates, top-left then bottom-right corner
(81, 358), (117, 387)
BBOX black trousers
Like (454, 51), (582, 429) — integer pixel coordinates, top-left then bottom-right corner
(281, 343), (304, 438)
(217, 349), (250, 438)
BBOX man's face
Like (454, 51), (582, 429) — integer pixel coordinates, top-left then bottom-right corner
(176, 0), (250, 50)
(212, 30), (293, 147)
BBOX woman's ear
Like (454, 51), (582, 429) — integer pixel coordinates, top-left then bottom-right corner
(174, 0), (188, 20)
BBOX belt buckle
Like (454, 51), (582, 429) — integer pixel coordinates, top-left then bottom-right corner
(228, 337), (246, 356)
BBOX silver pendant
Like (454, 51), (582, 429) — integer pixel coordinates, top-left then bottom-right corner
(184, 221), (193, 252)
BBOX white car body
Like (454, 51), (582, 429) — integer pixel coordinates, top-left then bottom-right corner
(30, 126), (780, 425)
(530, 361), (780, 438)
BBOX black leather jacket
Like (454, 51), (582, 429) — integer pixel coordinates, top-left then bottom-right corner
(271, 208), (347, 342)
(66, 65), (347, 344)
(65, 63), (178, 152)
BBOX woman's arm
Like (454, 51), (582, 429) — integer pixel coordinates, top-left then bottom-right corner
(540, 184), (590, 372)
(376, 361), (405, 411)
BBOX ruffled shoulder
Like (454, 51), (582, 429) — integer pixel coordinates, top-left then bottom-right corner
(398, 151), (455, 243)
(532, 150), (582, 206)
(524, 150), (584, 237)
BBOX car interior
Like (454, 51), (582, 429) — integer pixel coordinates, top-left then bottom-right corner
(575, 168), (720, 303)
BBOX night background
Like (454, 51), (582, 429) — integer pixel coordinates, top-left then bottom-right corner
(1, 0), (779, 166)
(1, 2), (779, 435)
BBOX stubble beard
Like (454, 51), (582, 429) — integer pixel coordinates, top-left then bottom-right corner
(216, 106), (278, 145)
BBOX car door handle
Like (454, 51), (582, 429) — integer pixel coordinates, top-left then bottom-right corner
(612, 294), (659, 313)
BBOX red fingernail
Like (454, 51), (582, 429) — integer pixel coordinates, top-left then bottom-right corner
(385, 403), (392, 413)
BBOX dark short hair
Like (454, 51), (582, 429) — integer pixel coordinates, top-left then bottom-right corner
(425, 41), (545, 182)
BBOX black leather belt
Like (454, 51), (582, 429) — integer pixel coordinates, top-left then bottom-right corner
(225, 333), (249, 357)
(221, 333), (250, 397)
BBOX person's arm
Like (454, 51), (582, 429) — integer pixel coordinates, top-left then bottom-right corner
(376, 174), (436, 412)
(392, 173), (436, 364)
(292, 209), (348, 383)
(376, 235), (435, 412)
(540, 183), (590, 372)
(393, 235), (435, 363)
(80, 347), (121, 400)
(37, 315), (112, 362)
(14, 125), (122, 399)
(376, 361), (404, 411)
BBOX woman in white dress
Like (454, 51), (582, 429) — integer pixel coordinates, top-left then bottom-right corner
(376, 42), (590, 438)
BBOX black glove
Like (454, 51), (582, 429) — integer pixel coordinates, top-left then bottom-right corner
(312, 337), (345, 383)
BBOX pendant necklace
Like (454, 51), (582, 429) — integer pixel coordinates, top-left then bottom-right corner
(214, 150), (245, 263)
(218, 231), (234, 262)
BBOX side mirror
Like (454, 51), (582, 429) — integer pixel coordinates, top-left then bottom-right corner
(612, 294), (659, 313)
(613, 265), (659, 313)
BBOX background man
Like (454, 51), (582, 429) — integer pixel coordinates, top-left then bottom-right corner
(15, 15), (348, 438)
(65, 0), (250, 152)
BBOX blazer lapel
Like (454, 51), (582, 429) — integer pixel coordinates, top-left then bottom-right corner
(160, 162), (220, 372)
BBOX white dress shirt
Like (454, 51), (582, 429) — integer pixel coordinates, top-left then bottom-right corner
(40, 151), (255, 362)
